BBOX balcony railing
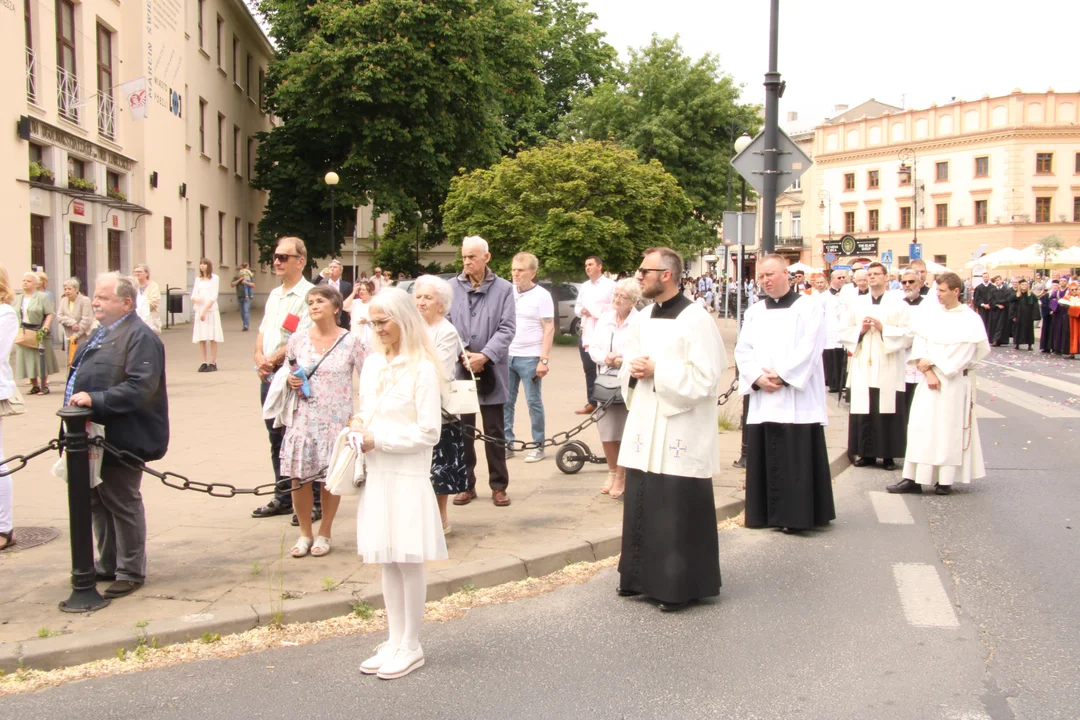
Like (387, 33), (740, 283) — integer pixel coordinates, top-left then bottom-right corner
(26, 48), (36, 103)
(98, 93), (115, 140)
(776, 235), (804, 248)
(57, 68), (80, 124)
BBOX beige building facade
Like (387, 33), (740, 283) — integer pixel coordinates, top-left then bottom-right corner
(756, 92), (1080, 276)
(4, 0), (275, 323)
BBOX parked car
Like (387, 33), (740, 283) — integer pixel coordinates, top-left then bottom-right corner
(538, 281), (580, 335)
(393, 272), (456, 295)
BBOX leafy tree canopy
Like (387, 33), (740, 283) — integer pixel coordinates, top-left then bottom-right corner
(253, 0), (615, 263)
(442, 139), (692, 279)
(561, 35), (761, 248)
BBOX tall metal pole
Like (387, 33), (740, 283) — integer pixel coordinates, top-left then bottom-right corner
(329, 186), (335, 257)
(760, 0), (782, 255)
(912, 160), (919, 243)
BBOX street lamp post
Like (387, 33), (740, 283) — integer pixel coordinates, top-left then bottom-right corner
(324, 171), (340, 258)
(818, 188), (832, 274)
(732, 133), (753, 329)
(897, 148), (919, 243)
(759, 0), (782, 255)
(415, 211), (422, 275)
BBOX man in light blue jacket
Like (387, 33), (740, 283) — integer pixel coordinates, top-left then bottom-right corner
(449, 236), (516, 507)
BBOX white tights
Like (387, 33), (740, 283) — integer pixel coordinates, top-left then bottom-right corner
(0, 419), (12, 533)
(381, 562), (426, 651)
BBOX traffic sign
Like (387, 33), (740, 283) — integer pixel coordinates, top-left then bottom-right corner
(881, 250), (894, 265)
(824, 252), (838, 264)
(721, 211), (756, 246)
(909, 243), (922, 260)
(730, 128), (814, 198)
(833, 264), (852, 270)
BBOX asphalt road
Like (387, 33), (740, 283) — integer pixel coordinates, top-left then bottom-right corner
(1, 346), (1076, 720)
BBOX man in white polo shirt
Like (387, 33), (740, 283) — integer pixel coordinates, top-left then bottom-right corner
(573, 255), (615, 414)
(251, 237), (314, 520)
(505, 252), (555, 463)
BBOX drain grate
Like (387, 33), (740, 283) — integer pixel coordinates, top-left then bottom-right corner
(0, 526), (61, 553)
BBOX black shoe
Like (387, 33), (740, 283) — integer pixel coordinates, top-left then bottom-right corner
(207, 363), (218, 372)
(882, 458), (898, 472)
(290, 507), (323, 526)
(616, 587), (642, 597)
(252, 499), (292, 518)
(103, 580), (142, 599)
(95, 572), (117, 582)
(242, 327), (249, 332)
(197, 363), (208, 372)
(887, 478), (921, 494)
(934, 484), (952, 495)
(731, 457), (746, 469)
(658, 600), (693, 612)
(853, 457), (874, 468)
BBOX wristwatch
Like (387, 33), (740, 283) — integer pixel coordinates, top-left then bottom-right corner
(539, 358), (549, 365)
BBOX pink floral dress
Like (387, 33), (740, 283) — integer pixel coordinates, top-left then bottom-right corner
(279, 330), (366, 478)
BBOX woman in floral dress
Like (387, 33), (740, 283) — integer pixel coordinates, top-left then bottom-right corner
(280, 285), (366, 558)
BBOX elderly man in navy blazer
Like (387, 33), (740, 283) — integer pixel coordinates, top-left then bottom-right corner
(449, 236), (516, 507)
(67, 272), (169, 600)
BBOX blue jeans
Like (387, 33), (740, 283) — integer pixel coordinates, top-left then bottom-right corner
(238, 297), (251, 329)
(504, 356), (545, 446)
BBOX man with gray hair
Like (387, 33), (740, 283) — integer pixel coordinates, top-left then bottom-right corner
(505, 252), (555, 463)
(315, 259), (352, 328)
(66, 272), (169, 600)
(449, 236), (516, 506)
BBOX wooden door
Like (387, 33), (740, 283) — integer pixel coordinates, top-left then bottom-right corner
(30, 215), (45, 270)
(107, 229), (122, 271)
(69, 222), (88, 292)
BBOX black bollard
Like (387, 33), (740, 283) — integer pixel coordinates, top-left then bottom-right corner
(732, 393), (749, 469)
(57, 406), (110, 613)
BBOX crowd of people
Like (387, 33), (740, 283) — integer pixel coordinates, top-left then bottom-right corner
(1, 235), (1075, 677)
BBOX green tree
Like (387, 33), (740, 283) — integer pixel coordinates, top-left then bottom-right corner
(442, 140), (692, 278)
(506, 0), (619, 149)
(561, 35), (760, 250)
(253, 0), (545, 261)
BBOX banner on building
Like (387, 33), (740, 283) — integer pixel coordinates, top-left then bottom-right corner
(120, 78), (149, 120)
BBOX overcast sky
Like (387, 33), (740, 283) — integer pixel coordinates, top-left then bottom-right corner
(582, 0), (1080, 132)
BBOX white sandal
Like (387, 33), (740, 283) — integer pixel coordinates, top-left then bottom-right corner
(290, 536), (313, 558)
(310, 535), (332, 557)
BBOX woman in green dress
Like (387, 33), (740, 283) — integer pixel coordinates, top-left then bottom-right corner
(14, 271), (59, 394)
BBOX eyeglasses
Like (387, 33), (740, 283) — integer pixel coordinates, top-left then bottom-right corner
(901, 280), (918, 285)
(636, 267), (666, 275)
(369, 319), (395, 330)
(273, 253), (301, 263)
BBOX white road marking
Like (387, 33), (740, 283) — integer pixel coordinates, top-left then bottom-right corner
(868, 491), (915, 525)
(981, 359), (1080, 395)
(977, 381), (1080, 419)
(893, 563), (960, 628)
(975, 404), (1003, 419)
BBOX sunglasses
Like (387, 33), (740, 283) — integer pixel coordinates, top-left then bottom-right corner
(636, 267), (667, 275)
(273, 253), (302, 263)
(901, 280), (918, 285)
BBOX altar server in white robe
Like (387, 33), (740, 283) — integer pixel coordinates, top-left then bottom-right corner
(900, 269), (927, 415)
(616, 247), (726, 612)
(841, 262), (912, 471)
(736, 255), (835, 532)
(821, 270), (848, 393)
(888, 273), (989, 495)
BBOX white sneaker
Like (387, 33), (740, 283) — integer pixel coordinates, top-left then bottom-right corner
(524, 449), (545, 463)
(360, 641), (397, 675)
(377, 644), (425, 680)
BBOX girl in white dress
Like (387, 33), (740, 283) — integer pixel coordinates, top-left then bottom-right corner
(351, 288), (447, 680)
(191, 258), (224, 371)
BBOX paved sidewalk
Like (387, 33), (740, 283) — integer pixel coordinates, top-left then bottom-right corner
(0, 309), (849, 670)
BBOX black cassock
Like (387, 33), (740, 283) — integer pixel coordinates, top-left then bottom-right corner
(973, 282), (993, 334)
(745, 423), (835, 530)
(988, 285), (1014, 345)
(1012, 292), (1038, 347)
(1039, 293), (1054, 351)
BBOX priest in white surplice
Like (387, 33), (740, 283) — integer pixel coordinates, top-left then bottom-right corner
(888, 272), (990, 495)
(821, 270), (848, 393)
(840, 261), (913, 471)
(736, 255), (835, 532)
(616, 247), (726, 612)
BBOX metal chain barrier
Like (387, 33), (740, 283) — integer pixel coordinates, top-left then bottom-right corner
(444, 398), (614, 452)
(717, 376), (739, 406)
(88, 437), (325, 497)
(0, 438), (61, 477)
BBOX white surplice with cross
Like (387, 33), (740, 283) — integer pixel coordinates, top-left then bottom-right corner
(616, 301), (727, 479)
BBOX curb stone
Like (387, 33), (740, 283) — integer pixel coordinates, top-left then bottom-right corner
(1, 494), (746, 673)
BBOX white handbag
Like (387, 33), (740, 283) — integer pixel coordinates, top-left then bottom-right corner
(324, 428), (364, 497)
(445, 334), (481, 416)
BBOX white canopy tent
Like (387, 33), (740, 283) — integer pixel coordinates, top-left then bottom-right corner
(785, 261), (822, 275)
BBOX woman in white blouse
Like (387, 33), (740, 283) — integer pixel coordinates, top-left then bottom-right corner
(351, 288), (447, 680)
(588, 278), (641, 498)
(191, 258), (224, 372)
(344, 279), (375, 350)
(0, 266), (19, 549)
